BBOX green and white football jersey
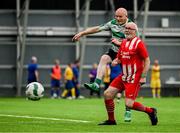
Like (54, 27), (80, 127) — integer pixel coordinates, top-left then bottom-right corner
(99, 18), (132, 52)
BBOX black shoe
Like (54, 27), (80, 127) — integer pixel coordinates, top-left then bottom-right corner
(98, 120), (117, 125)
(148, 108), (158, 125)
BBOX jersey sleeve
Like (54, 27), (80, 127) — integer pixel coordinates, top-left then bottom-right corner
(99, 21), (111, 31)
(137, 41), (149, 59)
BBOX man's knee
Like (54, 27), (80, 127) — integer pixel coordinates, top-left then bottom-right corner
(104, 86), (119, 99)
(104, 89), (114, 99)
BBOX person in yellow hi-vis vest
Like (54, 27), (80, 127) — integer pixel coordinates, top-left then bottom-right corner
(150, 59), (161, 98)
(61, 63), (76, 99)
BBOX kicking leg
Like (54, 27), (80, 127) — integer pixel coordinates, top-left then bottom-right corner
(84, 54), (112, 92)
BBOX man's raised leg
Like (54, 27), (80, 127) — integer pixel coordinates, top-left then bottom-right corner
(84, 55), (112, 92)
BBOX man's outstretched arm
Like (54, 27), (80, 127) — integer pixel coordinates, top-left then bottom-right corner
(72, 26), (100, 41)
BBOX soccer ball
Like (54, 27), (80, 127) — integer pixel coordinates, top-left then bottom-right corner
(25, 82), (44, 101)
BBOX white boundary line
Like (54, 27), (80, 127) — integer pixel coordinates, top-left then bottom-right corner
(0, 114), (91, 123)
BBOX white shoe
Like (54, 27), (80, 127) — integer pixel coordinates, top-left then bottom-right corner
(78, 95), (85, 99)
(67, 96), (72, 100)
(72, 96), (76, 99)
(53, 93), (57, 98)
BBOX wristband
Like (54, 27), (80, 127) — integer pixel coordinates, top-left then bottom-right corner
(141, 73), (147, 78)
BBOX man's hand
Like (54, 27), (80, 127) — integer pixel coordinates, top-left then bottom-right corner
(72, 32), (83, 42)
(111, 38), (121, 46)
(139, 77), (146, 86)
(112, 58), (120, 66)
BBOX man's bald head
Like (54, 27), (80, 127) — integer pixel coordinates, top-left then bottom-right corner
(31, 56), (37, 63)
(115, 8), (128, 17)
(115, 7), (128, 25)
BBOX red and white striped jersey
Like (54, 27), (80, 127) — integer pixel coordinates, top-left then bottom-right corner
(117, 37), (149, 83)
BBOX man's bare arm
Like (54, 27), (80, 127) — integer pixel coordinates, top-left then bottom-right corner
(72, 26), (100, 41)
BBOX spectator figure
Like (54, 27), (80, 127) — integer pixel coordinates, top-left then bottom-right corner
(150, 59), (161, 98)
(61, 63), (76, 99)
(27, 56), (39, 83)
(72, 59), (84, 99)
(50, 59), (62, 99)
(89, 63), (100, 98)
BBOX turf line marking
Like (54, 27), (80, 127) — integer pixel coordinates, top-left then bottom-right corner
(0, 114), (91, 123)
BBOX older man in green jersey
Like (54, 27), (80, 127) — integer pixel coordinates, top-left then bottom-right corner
(72, 7), (133, 122)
